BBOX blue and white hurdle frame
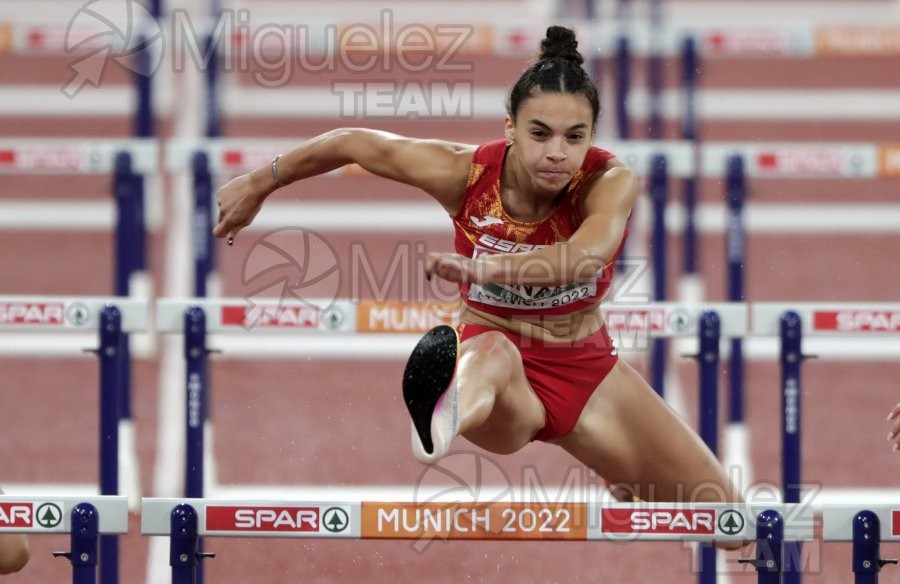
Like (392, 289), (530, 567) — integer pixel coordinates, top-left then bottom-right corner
(0, 495), (129, 584)
(0, 139), (159, 514)
(0, 296), (147, 584)
(141, 497), (813, 584)
(752, 303), (900, 584)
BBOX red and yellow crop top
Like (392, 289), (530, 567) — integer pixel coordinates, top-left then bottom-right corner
(451, 139), (627, 317)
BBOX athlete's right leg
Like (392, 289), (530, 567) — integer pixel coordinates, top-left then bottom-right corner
(403, 325), (545, 463)
(456, 330), (545, 454)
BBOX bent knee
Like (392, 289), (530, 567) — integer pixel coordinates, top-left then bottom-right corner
(460, 331), (519, 390)
(463, 330), (513, 355)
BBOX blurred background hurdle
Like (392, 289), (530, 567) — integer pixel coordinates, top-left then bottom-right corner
(0, 138), (158, 517)
(752, 302), (900, 584)
(0, 297), (146, 584)
(0, 494), (128, 584)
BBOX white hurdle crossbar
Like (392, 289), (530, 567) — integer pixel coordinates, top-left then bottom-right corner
(0, 296), (148, 515)
(141, 497), (812, 583)
(0, 139), (157, 175)
(752, 303), (900, 337)
(0, 495), (128, 535)
(155, 298), (747, 357)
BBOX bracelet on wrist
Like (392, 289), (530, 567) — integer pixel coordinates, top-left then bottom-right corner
(271, 154), (287, 187)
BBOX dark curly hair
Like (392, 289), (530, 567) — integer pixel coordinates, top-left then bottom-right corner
(506, 26), (600, 127)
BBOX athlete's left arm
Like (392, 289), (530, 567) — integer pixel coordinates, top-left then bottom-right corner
(427, 160), (639, 286)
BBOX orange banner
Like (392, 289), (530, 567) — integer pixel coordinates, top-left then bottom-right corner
(361, 502), (587, 540)
(816, 27), (900, 56)
(879, 145), (900, 177)
(355, 300), (459, 333)
(0, 23), (12, 54)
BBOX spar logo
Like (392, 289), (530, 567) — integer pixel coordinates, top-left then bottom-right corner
(813, 310), (900, 332)
(220, 304), (321, 329)
(755, 148), (869, 177)
(0, 503), (33, 528)
(601, 508), (716, 535)
(602, 308), (691, 334)
(0, 302), (66, 326)
(0, 146), (83, 171)
(205, 505), (349, 534)
(603, 309), (666, 332)
(717, 510), (745, 535)
(0, 502), (63, 530)
(703, 29), (795, 55)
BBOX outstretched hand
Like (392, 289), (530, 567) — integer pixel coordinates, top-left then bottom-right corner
(888, 402), (900, 451)
(212, 173), (269, 245)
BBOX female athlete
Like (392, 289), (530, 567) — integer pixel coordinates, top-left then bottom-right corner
(214, 26), (742, 506)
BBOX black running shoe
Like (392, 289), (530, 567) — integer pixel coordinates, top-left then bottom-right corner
(402, 325), (460, 464)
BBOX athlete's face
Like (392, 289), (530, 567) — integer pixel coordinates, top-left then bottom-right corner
(505, 91), (595, 196)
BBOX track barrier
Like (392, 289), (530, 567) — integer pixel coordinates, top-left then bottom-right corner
(0, 297), (146, 584)
(0, 139), (158, 522)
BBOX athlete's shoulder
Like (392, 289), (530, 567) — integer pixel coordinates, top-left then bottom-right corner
(584, 145), (617, 168)
(472, 139), (510, 164)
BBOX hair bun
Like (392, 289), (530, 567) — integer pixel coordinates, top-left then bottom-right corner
(539, 26), (583, 65)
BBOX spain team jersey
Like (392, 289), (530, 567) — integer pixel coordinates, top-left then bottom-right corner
(451, 139), (626, 317)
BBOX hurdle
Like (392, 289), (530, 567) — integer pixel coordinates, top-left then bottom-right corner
(154, 297), (747, 582)
(0, 296), (147, 584)
(140, 497), (812, 583)
(700, 140), (900, 508)
(0, 138), (158, 516)
(0, 495), (128, 584)
(751, 302), (900, 584)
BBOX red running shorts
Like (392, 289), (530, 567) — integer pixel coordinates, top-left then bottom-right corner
(458, 323), (619, 442)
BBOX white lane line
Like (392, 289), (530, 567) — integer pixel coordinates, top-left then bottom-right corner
(0, 85), (135, 116)
(146, 37), (204, 584)
(0, 201), (113, 230)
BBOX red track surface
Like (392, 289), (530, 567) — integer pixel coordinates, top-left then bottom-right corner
(1, 7), (898, 583)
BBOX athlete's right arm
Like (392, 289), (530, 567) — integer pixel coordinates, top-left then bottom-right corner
(213, 128), (474, 242)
